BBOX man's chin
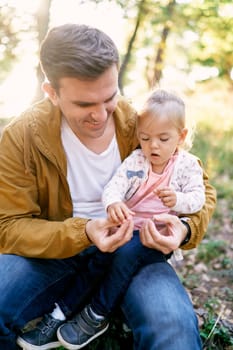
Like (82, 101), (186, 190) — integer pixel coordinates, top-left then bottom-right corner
(88, 128), (106, 139)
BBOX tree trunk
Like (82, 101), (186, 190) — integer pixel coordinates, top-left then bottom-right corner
(150, 0), (176, 88)
(118, 0), (146, 95)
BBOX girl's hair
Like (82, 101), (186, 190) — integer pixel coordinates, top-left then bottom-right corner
(138, 89), (194, 150)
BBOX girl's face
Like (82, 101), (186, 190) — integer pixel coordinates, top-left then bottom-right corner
(137, 113), (187, 174)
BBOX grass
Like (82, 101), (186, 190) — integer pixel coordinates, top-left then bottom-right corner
(196, 240), (227, 263)
(200, 301), (233, 350)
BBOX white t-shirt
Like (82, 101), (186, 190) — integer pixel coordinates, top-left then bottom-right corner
(61, 117), (121, 219)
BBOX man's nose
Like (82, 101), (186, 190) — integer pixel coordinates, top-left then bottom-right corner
(90, 104), (108, 122)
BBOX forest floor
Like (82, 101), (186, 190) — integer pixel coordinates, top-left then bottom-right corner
(174, 197), (233, 349)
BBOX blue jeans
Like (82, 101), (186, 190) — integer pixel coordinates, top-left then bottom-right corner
(58, 232), (166, 317)
(90, 231), (167, 316)
(0, 251), (202, 350)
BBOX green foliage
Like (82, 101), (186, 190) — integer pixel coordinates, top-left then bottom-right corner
(0, 5), (18, 80)
(221, 257), (233, 269)
(172, 1), (233, 82)
(191, 122), (233, 180)
(201, 318), (233, 349)
(200, 301), (233, 349)
(196, 240), (227, 263)
(183, 273), (201, 289)
(119, 0), (233, 87)
(1, 0), (233, 92)
(0, 2), (37, 82)
(188, 89), (233, 216)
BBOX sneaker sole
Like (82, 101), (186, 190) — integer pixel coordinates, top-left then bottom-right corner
(17, 336), (61, 350)
(57, 323), (109, 350)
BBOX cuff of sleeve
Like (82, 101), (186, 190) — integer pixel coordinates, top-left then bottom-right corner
(180, 219), (191, 247)
(85, 219), (93, 243)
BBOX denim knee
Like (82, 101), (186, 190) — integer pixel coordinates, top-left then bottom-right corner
(121, 262), (202, 350)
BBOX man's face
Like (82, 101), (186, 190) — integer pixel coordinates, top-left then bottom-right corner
(45, 65), (119, 140)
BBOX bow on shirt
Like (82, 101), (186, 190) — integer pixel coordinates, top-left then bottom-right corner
(127, 170), (144, 179)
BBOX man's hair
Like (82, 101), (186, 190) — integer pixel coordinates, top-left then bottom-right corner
(40, 23), (119, 89)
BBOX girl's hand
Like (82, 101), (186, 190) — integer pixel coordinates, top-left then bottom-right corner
(107, 202), (135, 224)
(86, 217), (134, 253)
(155, 187), (177, 208)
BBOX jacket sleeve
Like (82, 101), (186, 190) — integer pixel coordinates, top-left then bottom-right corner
(102, 154), (136, 210)
(171, 155), (205, 213)
(180, 158), (217, 250)
(0, 121), (91, 259)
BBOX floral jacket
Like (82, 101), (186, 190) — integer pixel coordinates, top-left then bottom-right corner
(102, 149), (205, 214)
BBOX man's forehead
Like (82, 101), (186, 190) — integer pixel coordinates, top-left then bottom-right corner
(58, 73), (118, 103)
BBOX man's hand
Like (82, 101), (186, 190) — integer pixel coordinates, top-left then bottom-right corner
(140, 213), (188, 255)
(107, 202), (135, 224)
(85, 217), (134, 253)
(155, 187), (177, 208)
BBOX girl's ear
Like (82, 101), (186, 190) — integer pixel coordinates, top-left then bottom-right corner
(178, 128), (188, 145)
(42, 82), (59, 106)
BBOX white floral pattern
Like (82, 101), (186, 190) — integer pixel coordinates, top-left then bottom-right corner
(102, 149), (205, 215)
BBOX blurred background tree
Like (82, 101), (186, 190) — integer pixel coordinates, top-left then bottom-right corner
(1, 0), (233, 101)
(0, 2), (36, 81)
(34, 0), (52, 100)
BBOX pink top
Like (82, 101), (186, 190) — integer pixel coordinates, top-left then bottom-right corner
(126, 154), (177, 229)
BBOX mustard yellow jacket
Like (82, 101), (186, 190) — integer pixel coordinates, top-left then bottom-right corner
(0, 97), (216, 258)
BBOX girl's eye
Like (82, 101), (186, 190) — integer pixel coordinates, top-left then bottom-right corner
(141, 137), (149, 141)
(160, 138), (169, 142)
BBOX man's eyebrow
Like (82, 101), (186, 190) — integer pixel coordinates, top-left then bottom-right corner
(73, 91), (118, 106)
(105, 90), (118, 102)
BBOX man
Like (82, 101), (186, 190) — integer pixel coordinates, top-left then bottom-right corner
(0, 24), (216, 350)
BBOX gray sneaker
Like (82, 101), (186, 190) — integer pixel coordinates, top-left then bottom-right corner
(57, 304), (109, 350)
(16, 314), (63, 350)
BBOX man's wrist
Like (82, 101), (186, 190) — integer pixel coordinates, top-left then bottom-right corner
(180, 219), (191, 246)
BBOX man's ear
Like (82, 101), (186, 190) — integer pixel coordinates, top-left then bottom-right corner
(178, 128), (188, 145)
(42, 82), (58, 105)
